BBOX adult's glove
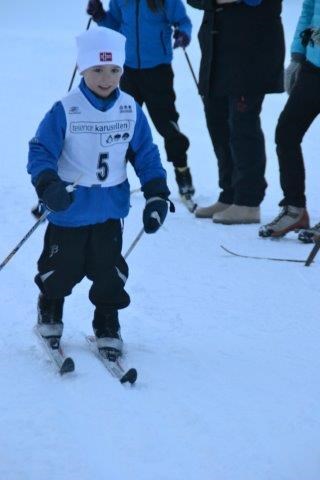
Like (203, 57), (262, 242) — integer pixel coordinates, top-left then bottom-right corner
(173, 30), (190, 49)
(34, 170), (74, 213)
(87, 0), (106, 21)
(284, 53), (304, 95)
(311, 28), (320, 46)
(143, 197), (168, 234)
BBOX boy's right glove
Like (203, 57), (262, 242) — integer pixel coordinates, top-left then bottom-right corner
(87, 0), (106, 21)
(143, 197), (168, 234)
(284, 53), (304, 95)
(34, 170), (74, 213)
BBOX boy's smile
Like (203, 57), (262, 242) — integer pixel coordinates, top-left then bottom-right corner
(82, 64), (122, 98)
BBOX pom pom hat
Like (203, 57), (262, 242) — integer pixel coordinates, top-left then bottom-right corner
(76, 27), (126, 73)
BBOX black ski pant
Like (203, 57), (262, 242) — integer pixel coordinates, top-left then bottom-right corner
(35, 219), (130, 315)
(120, 64), (189, 168)
(275, 61), (320, 208)
(203, 94), (267, 206)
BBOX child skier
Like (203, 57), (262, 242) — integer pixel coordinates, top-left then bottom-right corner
(86, 0), (195, 210)
(28, 27), (171, 360)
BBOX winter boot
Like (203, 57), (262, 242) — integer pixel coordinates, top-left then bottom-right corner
(213, 204), (260, 225)
(92, 310), (123, 361)
(37, 294), (64, 341)
(259, 206), (310, 238)
(298, 221), (320, 243)
(195, 201), (231, 219)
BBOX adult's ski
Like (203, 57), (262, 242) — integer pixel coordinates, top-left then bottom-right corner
(34, 325), (75, 375)
(85, 335), (137, 385)
(220, 245), (307, 264)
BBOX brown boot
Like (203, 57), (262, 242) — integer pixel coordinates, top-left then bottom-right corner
(195, 201), (231, 218)
(213, 204), (260, 224)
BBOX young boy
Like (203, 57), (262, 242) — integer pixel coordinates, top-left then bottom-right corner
(28, 27), (171, 360)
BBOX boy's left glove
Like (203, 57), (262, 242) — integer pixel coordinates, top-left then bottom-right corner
(173, 30), (190, 49)
(142, 178), (173, 234)
(143, 197), (168, 234)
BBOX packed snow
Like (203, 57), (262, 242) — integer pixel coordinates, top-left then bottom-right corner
(1, 1), (320, 479)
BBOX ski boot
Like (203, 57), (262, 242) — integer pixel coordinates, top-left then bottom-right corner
(298, 221), (320, 243)
(92, 310), (123, 362)
(259, 206), (309, 238)
(174, 166), (196, 212)
(37, 294), (64, 347)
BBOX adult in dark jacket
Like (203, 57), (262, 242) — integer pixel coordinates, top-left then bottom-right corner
(190, 0), (285, 224)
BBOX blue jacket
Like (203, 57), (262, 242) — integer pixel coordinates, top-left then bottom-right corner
(97, 0), (192, 68)
(291, 0), (320, 68)
(27, 79), (167, 227)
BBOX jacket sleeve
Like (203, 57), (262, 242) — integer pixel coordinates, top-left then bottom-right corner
(186, 0), (212, 11)
(27, 102), (66, 183)
(96, 0), (122, 31)
(166, 0), (192, 39)
(291, 0), (314, 56)
(128, 104), (167, 188)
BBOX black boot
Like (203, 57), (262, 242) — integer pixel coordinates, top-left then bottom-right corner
(92, 310), (123, 361)
(37, 294), (64, 340)
(174, 166), (195, 197)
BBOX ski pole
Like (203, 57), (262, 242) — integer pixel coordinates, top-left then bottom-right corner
(1, 180), (80, 272)
(67, 17), (92, 92)
(183, 49), (200, 93)
(304, 236), (320, 267)
(124, 227), (145, 259)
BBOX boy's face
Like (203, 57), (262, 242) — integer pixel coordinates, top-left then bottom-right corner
(82, 64), (122, 98)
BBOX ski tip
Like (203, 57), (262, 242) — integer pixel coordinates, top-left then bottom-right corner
(120, 368), (137, 385)
(60, 357), (75, 375)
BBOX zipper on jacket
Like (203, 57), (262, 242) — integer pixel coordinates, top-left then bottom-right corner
(135, 0), (141, 68)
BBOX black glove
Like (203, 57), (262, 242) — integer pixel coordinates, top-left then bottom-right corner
(143, 197), (168, 234)
(34, 170), (73, 213)
(141, 178), (171, 234)
(173, 30), (190, 49)
(87, 0), (106, 21)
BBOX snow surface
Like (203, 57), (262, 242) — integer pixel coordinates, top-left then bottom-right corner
(1, 1), (320, 479)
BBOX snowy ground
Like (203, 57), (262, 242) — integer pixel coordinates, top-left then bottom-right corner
(1, 1), (320, 479)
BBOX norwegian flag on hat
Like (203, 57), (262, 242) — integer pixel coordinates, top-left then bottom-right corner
(100, 52), (112, 62)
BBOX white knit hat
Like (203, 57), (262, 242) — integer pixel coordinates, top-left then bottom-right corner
(76, 27), (126, 73)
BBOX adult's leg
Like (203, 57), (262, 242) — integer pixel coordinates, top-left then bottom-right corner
(120, 66), (144, 106)
(203, 94), (234, 204)
(141, 64), (190, 168)
(228, 94), (267, 207)
(276, 64), (320, 207)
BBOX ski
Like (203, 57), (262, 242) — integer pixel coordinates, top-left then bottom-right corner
(85, 335), (137, 385)
(34, 325), (75, 375)
(220, 245), (307, 264)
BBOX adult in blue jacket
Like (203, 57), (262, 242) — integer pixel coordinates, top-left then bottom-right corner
(188, 0), (284, 224)
(87, 0), (195, 209)
(260, 0), (320, 241)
